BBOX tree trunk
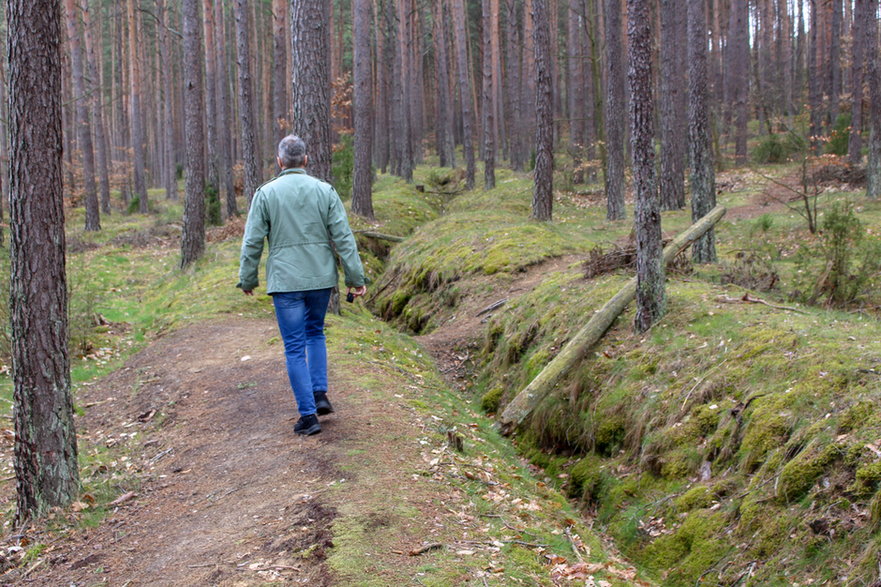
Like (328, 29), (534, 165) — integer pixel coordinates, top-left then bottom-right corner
(566, 3), (584, 184)
(532, 0), (554, 220)
(730, 0), (749, 164)
(628, 0), (665, 333)
(688, 0), (717, 264)
(127, 0), (148, 211)
(828, 0), (842, 123)
(64, 0), (100, 231)
(155, 0), (178, 202)
(867, 0), (881, 198)
(505, 0), (524, 171)
(809, 0), (823, 153)
(451, 0), (475, 189)
(235, 0), (263, 202)
(202, 0), (219, 200)
(499, 205), (728, 434)
(352, 0), (375, 220)
(848, 0), (869, 166)
(82, 0), (111, 215)
(481, 0), (496, 190)
(216, 1), (237, 216)
(658, 0), (686, 210)
(291, 0), (332, 182)
(433, 0), (455, 168)
(603, 0), (626, 220)
(374, 0), (391, 174)
(272, 0), (289, 138)
(8, 0), (80, 522)
(181, 0), (206, 268)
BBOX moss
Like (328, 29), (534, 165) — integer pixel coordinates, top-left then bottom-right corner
(642, 510), (729, 584)
(854, 461), (881, 494)
(480, 386), (504, 414)
(777, 442), (839, 503)
(594, 415), (626, 456)
(568, 454), (604, 502)
(674, 486), (714, 513)
(869, 489), (881, 531)
(838, 400), (876, 433)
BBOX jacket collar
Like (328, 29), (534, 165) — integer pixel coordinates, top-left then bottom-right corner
(279, 168), (307, 176)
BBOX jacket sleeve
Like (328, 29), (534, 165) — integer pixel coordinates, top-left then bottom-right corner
(325, 188), (367, 288)
(237, 192), (269, 291)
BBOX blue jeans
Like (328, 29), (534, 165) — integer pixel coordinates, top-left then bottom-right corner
(272, 288), (333, 416)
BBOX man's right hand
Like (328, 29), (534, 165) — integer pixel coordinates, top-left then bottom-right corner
(242, 289), (254, 296)
(349, 285), (367, 298)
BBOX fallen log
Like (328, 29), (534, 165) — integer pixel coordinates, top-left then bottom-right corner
(353, 230), (405, 242)
(498, 205), (727, 435)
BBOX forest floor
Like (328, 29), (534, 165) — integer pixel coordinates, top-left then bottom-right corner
(0, 256), (644, 586)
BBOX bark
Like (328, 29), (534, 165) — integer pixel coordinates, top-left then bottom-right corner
(396, 0), (414, 181)
(181, 0), (206, 268)
(658, 0), (685, 211)
(451, 0), (475, 189)
(81, 0), (111, 215)
(730, 0), (749, 164)
(272, 0), (289, 138)
(848, 0), (869, 166)
(567, 3), (584, 183)
(215, 1), (237, 216)
(603, 0), (626, 220)
(867, 0), (881, 199)
(291, 0), (332, 182)
(352, 0), (375, 220)
(374, 0), (391, 173)
(628, 0), (665, 333)
(433, 0), (455, 168)
(532, 0), (554, 220)
(157, 0), (178, 202)
(63, 0), (100, 231)
(498, 205), (728, 434)
(127, 0), (148, 211)
(8, 0), (80, 522)
(828, 0), (842, 122)
(505, 0), (525, 170)
(809, 0), (823, 153)
(202, 0), (219, 195)
(688, 0), (717, 264)
(481, 0), (496, 190)
(235, 0), (263, 202)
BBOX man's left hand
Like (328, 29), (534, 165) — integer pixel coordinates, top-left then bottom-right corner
(242, 289), (254, 296)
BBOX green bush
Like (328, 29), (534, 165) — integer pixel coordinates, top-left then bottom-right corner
(826, 113), (851, 156)
(206, 184), (222, 226)
(752, 132), (806, 163)
(791, 202), (881, 306)
(332, 133), (354, 201)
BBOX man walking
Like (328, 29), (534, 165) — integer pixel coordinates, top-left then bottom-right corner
(238, 135), (368, 436)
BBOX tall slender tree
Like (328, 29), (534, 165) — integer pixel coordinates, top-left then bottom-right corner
(433, 0), (455, 168)
(181, 0), (206, 267)
(235, 0), (263, 202)
(848, 0), (870, 166)
(352, 0), (375, 219)
(215, 0), (237, 216)
(481, 0), (496, 190)
(8, 0), (80, 523)
(81, 0), (111, 215)
(867, 0), (881, 199)
(272, 0), (289, 138)
(688, 0), (716, 263)
(156, 0), (178, 201)
(451, 0), (475, 189)
(127, 0), (148, 211)
(532, 0), (553, 221)
(603, 0), (626, 220)
(202, 0), (220, 200)
(628, 0), (665, 332)
(658, 0), (686, 211)
(291, 0), (332, 181)
(63, 0), (100, 230)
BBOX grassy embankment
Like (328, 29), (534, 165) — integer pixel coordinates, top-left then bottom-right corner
(0, 176), (639, 584)
(373, 161), (881, 585)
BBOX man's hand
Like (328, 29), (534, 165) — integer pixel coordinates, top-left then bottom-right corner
(348, 285), (367, 299)
(242, 289), (254, 296)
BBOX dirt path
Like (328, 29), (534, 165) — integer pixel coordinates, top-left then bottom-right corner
(7, 319), (496, 586)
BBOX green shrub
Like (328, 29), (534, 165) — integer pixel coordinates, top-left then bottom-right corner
(332, 133), (354, 201)
(826, 113), (851, 156)
(752, 132), (806, 163)
(206, 184), (222, 226)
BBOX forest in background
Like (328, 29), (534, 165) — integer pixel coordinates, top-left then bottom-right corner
(0, 0), (878, 237)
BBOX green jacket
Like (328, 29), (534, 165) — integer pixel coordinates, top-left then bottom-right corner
(237, 168), (366, 294)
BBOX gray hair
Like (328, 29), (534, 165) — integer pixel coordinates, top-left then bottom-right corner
(277, 135), (307, 168)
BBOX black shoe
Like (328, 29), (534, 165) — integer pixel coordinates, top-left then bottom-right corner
(314, 392), (334, 416)
(294, 414), (321, 436)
